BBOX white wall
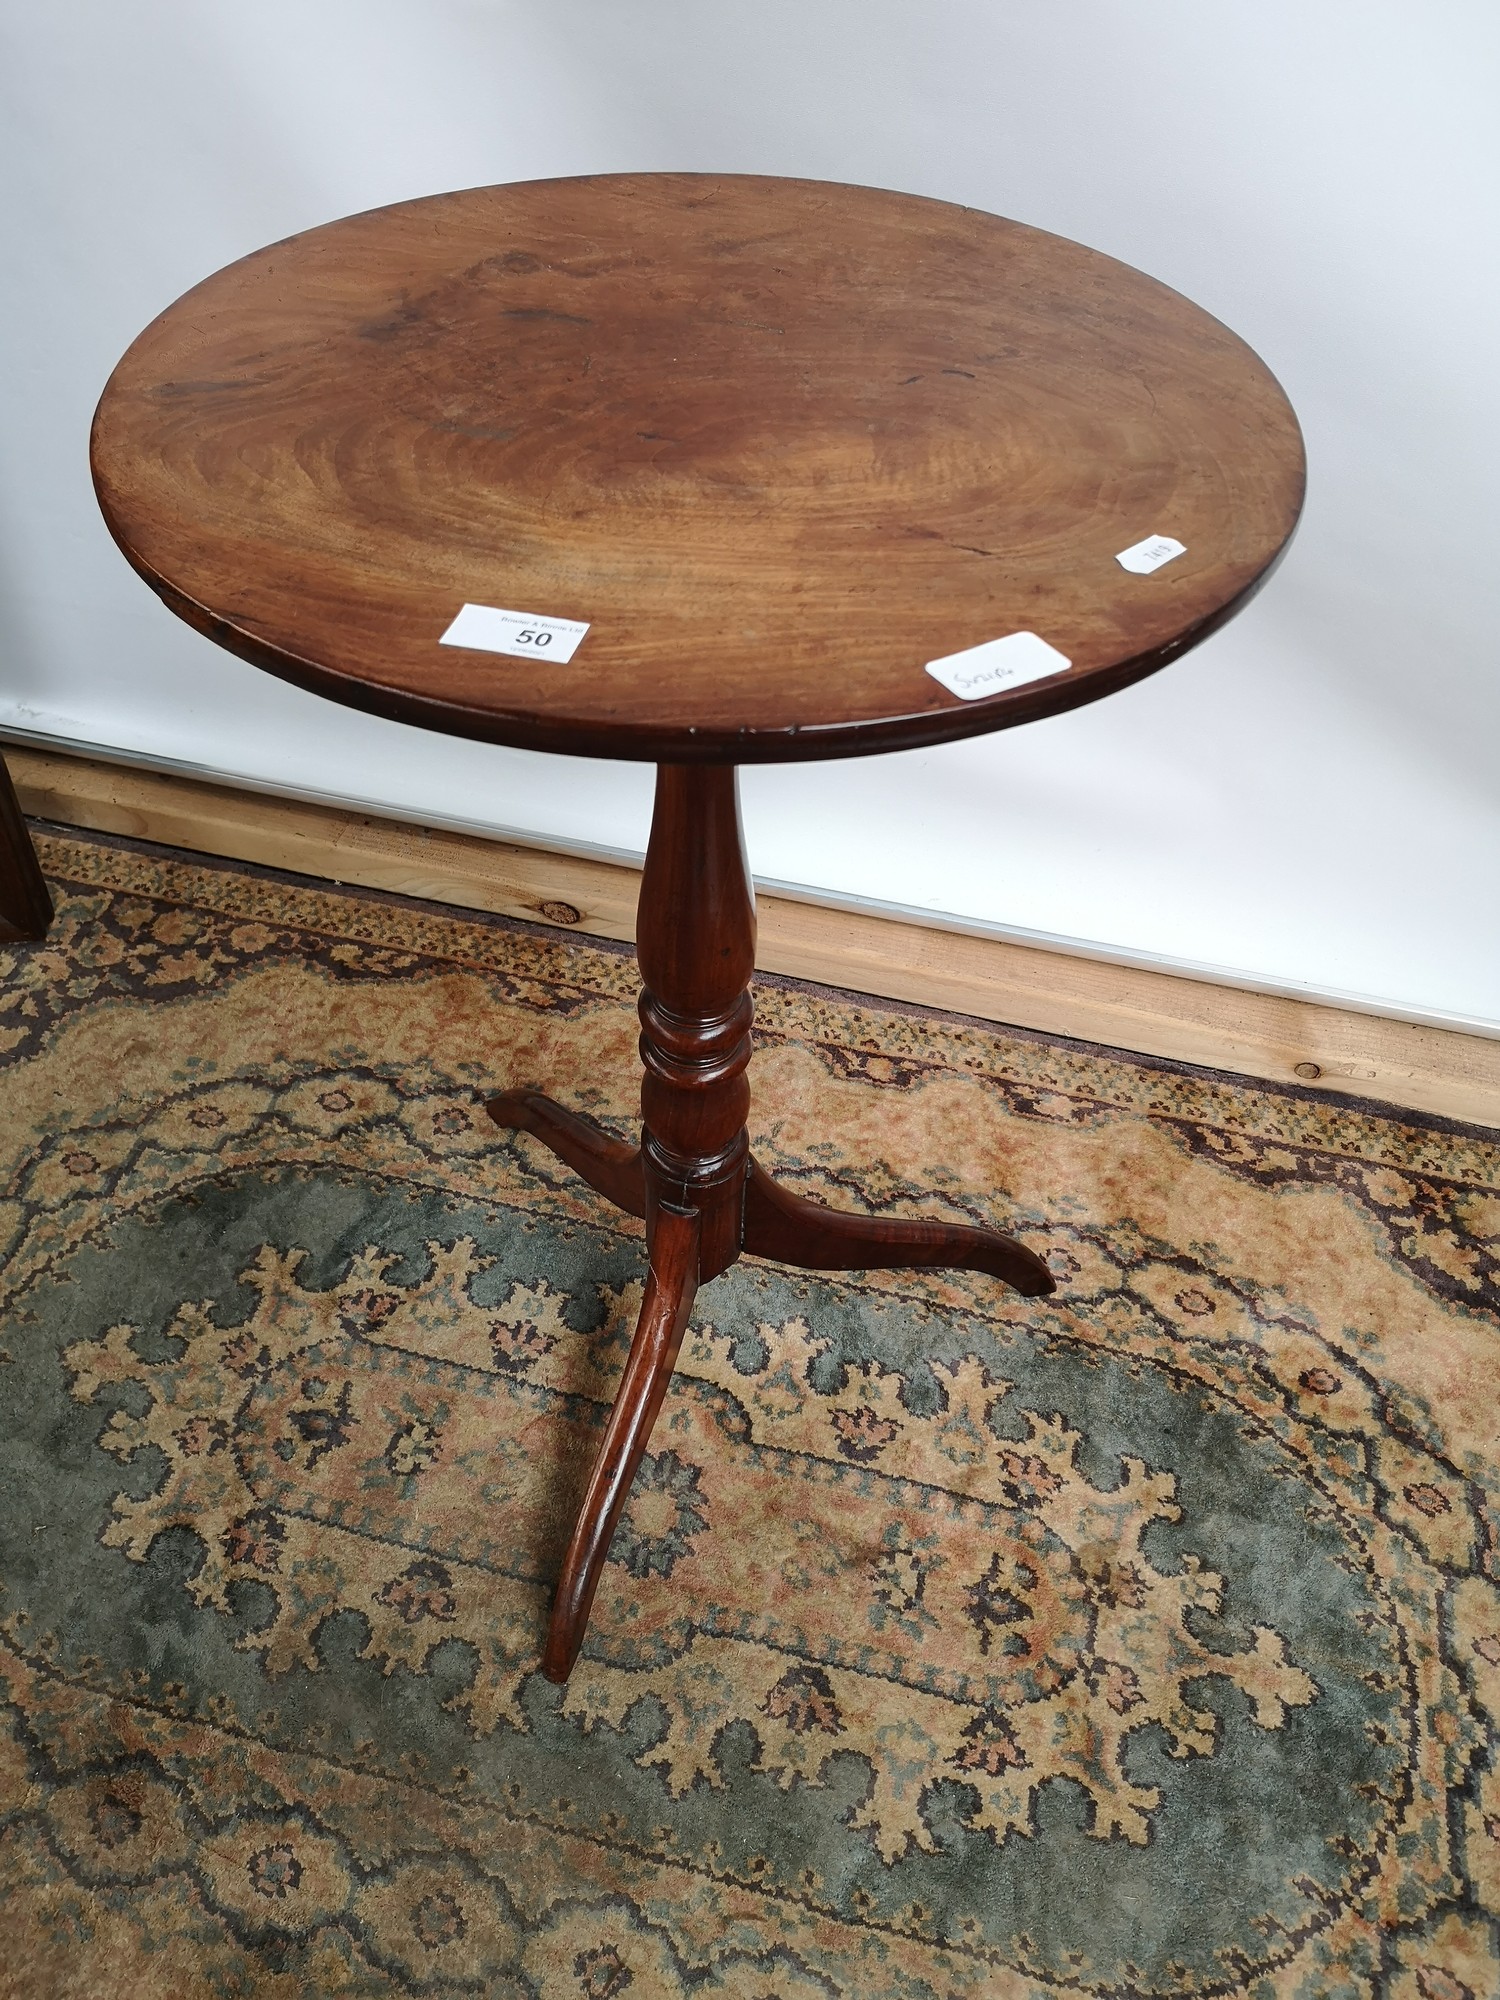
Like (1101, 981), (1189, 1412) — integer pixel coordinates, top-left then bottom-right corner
(3, 2), (1497, 1030)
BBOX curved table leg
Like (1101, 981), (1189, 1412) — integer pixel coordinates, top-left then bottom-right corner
(741, 1157), (1055, 1298)
(544, 1202), (701, 1682)
(486, 1088), (646, 1218)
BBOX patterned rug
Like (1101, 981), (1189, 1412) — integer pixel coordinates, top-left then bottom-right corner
(1, 827), (1497, 2000)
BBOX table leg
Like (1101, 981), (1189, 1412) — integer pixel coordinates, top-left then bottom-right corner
(488, 761), (1053, 1678)
(742, 1156), (1054, 1296)
(543, 1201), (700, 1681)
(0, 753), (52, 943)
(486, 1088), (645, 1216)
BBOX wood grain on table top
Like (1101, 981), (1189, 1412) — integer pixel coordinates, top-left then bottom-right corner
(91, 174), (1305, 763)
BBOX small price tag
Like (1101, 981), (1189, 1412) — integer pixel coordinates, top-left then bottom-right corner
(1116, 535), (1186, 575)
(440, 603), (590, 663)
(925, 630), (1071, 702)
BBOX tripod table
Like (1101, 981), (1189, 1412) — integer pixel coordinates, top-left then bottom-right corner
(91, 174), (1305, 1681)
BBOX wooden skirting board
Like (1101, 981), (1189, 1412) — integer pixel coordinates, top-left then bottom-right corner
(8, 744), (1499, 1131)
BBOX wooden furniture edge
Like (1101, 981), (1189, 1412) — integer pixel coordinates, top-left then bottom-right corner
(0, 748), (54, 941)
(8, 743), (1498, 1132)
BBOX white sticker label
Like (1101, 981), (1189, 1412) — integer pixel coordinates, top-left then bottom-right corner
(1115, 535), (1186, 575)
(440, 603), (590, 663)
(925, 630), (1071, 702)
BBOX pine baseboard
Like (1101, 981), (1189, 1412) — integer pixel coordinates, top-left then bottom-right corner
(8, 744), (1497, 1131)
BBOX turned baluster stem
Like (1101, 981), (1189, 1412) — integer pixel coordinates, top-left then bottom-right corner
(636, 765), (757, 1281)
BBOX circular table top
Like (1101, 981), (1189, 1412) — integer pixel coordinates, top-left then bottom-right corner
(92, 174), (1304, 765)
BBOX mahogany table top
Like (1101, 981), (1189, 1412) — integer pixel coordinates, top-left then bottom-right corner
(91, 174), (1304, 764)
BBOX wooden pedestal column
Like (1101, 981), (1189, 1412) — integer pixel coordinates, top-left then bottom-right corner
(490, 764), (1053, 1681)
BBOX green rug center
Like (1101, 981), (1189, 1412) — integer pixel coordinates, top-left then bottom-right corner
(8, 1163), (1406, 1992)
